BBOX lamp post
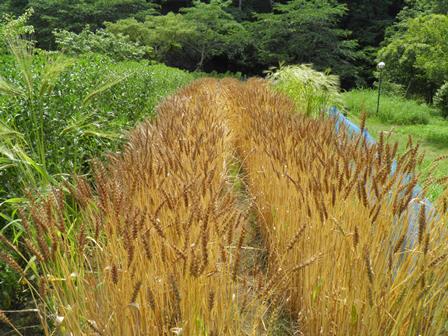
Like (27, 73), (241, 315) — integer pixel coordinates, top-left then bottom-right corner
(376, 61), (385, 115)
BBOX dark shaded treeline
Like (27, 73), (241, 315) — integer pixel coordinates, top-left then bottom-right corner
(0, 0), (405, 88)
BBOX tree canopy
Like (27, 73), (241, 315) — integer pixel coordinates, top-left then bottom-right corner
(1, 0), (447, 93)
(20, 0), (156, 48)
(380, 12), (448, 100)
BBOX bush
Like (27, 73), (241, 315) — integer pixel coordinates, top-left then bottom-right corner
(434, 82), (448, 118)
(266, 64), (343, 116)
(0, 51), (195, 199)
(54, 28), (152, 61)
(343, 89), (433, 125)
(374, 80), (405, 97)
(0, 9), (34, 53)
(378, 14), (448, 101)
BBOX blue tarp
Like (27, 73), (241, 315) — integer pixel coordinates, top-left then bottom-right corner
(329, 106), (434, 248)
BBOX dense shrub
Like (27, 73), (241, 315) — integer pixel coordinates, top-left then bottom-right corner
(0, 52), (194, 198)
(434, 82), (448, 118)
(375, 79), (405, 97)
(343, 89), (433, 125)
(0, 8), (34, 53)
(266, 64), (343, 116)
(379, 14), (448, 101)
(54, 28), (152, 61)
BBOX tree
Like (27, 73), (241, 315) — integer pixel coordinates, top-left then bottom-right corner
(340, 0), (405, 48)
(250, 0), (360, 85)
(378, 14), (448, 101)
(180, 0), (250, 70)
(27, 0), (157, 49)
(0, 8), (34, 53)
(334, 0), (405, 86)
(0, 0), (29, 16)
(399, 0), (448, 17)
(108, 1), (250, 70)
(106, 14), (196, 68)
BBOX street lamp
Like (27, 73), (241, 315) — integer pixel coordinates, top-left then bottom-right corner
(376, 61), (385, 115)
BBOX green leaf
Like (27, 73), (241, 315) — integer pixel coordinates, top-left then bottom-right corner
(350, 304), (358, 325)
(82, 73), (131, 106)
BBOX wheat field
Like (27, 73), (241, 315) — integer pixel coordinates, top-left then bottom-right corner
(2, 78), (448, 335)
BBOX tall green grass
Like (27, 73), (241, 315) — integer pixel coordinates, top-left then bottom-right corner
(343, 89), (435, 125)
(0, 47), (195, 311)
(266, 64), (343, 117)
(0, 50), (194, 198)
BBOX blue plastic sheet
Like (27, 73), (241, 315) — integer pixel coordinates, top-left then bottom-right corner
(329, 106), (434, 248)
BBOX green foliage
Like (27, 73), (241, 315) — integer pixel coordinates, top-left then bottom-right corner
(341, 0), (404, 48)
(0, 264), (20, 308)
(0, 51), (194, 200)
(0, 39), (194, 216)
(0, 0), (410, 86)
(0, 0), (29, 16)
(0, 49), (194, 310)
(106, 14), (195, 66)
(266, 64), (343, 117)
(250, 0), (361, 83)
(0, 8), (34, 53)
(379, 14), (448, 100)
(0, 0), (411, 86)
(54, 27), (151, 61)
(0, 41), (74, 182)
(107, 0), (249, 70)
(397, 0), (448, 20)
(434, 82), (448, 117)
(425, 126), (448, 146)
(375, 80), (406, 97)
(27, 0), (157, 48)
(337, 0), (405, 86)
(343, 89), (433, 125)
(180, 0), (249, 69)
(106, 0), (364, 80)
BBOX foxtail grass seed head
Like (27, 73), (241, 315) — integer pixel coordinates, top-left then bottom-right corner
(208, 290), (215, 311)
(286, 224), (306, 251)
(393, 234), (406, 254)
(146, 287), (156, 311)
(0, 251), (24, 275)
(87, 320), (103, 335)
